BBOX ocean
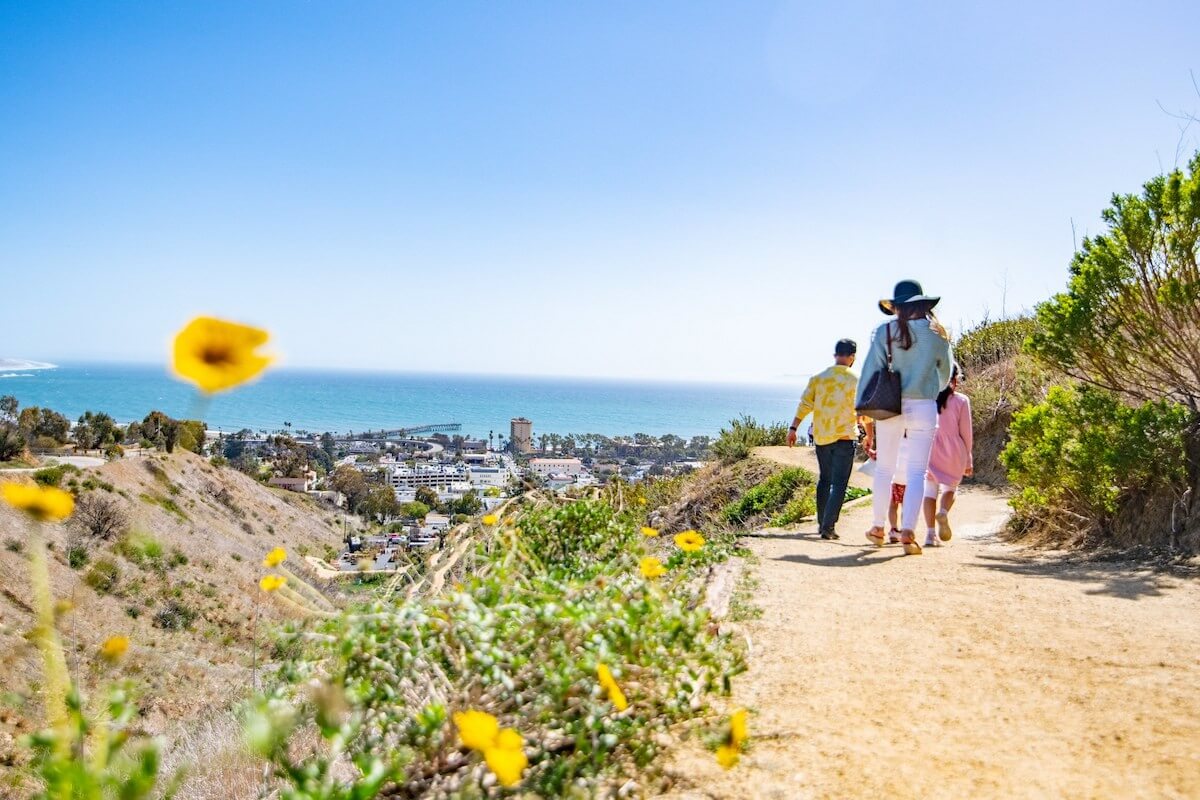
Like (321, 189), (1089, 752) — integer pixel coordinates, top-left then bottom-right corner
(0, 363), (803, 440)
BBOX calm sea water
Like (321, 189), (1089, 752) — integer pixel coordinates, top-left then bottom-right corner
(0, 364), (802, 440)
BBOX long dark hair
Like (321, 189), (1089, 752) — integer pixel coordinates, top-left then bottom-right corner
(936, 364), (961, 413)
(893, 300), (938, 350)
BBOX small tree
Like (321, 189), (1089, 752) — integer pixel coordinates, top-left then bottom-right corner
(73, 493), (129, 542)
(1028, 152), (1200, 410)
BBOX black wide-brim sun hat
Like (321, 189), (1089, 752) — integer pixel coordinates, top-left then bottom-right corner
(879, 279), (941, 315)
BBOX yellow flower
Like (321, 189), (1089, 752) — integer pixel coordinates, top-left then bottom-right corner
(730, 708), (748, 748)
(100, 635), (130, 661)
(482, 514), (499, 526)
(453, 709), (500, 752)
(172, 316), (273, 393)
(485, 730), (528, 788)
(263, 547), (287, 567)
(2, 483), (74, 522)
(597, 663), (629, 711)
(639, 556), (666, 579)
(674, 530), (705, 552)
(259, 574), (287, 592)
(716, 744), (740, 769)
(640, 526), (659, 538)
(637, 497), (647, 505)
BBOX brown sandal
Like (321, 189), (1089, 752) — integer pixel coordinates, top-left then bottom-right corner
(865, 527), (885, 547)
(900, 530), (923, 556)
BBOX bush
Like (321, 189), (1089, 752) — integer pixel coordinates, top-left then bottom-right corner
(117, 531), (167, 570)
(84, 558), (121, 594)
(1001, 385), (1190, 530)
(72, 493), (128, 541)
(153, 600), (197, 630)
(32, 464), (81, 487)
(712, 415), (788, 464)
(66, 546), (89, 569)
(955, 315), (1039, 374)
(251, 493), (745, 797)
(723, 467), (814, 525)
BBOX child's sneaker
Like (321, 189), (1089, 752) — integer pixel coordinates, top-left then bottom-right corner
(924, 531), (940, 548)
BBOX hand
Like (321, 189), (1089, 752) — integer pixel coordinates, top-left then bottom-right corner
(867, 447), (877, 461)
(786, 429), (797, 447)
(965, 465), (974, 477)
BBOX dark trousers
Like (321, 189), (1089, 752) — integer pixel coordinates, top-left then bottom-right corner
(815, 439), (855, 531)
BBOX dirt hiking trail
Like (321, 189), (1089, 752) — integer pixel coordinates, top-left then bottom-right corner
(662, 449), (1200, 799)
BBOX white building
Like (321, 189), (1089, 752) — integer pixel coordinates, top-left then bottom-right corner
(529, 457), (584, 477)
(389, 464), (469, 489)
(468, 466), (508, 488)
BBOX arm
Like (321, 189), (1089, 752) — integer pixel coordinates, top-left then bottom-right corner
(959, 395), (974, 475)
(788, 378), (817, 447)
(936, 339), (954, 391)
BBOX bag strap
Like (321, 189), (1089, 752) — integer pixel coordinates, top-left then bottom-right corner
(886, 323), (894, 371)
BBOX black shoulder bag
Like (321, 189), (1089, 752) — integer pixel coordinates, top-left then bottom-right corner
(855, 324), (902, 420)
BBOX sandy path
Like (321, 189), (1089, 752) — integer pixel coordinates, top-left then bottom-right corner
(662, 468), (1200, 799)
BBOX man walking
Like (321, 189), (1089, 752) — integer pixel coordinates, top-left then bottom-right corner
(786, 339), (859, 539)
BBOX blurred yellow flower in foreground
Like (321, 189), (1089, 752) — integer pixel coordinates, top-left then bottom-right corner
(730, 708), (748, 747)
(263, 547), (287, 567)
(1, 483), (74, 522)
(172, 316), (272, 393)
(259, 574), (287, 592)
(674, 530), (705, 552)
(482, 514), (499, 526)
(484, 728), (528, 788)
(716, 708), (749, 769)
(639, 556), (666, 579)
(597, 663), (629, 711)
(454, 709), (499, 752)
(100, 635), (130, 661)
(640, 526), (659, 538)
(455, 710), (528, 787)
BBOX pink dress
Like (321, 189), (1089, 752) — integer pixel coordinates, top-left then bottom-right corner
(927, 393), (973, 487)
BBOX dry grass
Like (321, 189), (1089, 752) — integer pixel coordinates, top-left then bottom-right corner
(0, 450), (345, 778)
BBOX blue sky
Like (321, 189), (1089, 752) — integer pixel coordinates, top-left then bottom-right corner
(1, 1), (1198, 382)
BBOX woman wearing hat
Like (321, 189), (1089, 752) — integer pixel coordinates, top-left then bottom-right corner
(856, 280), (954, 555)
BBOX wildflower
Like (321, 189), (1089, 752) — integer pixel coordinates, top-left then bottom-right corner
(674, 530), (705, 552)
(639, 556), (667, 579)
(100, 635), (130, 661)
(482, 514), (499, 526)
(730, 708), (749, 747)
(716, 744), (740, 769)
(640, 526), (659, 538)
(637, 496), (647, 505)
(597, 663), (629, 711)
(172, 316), (272, 393)
(1, 483), (74, 522)
(259, 574), (287, 592)
(263, 547), (287, 567)
(453, 709), (500, 752)
(716, 708), (749, 769)
(485, 728), (528, 788)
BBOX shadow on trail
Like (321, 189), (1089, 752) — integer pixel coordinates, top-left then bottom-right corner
(971, 553), (1184, 600)
(774, 549), (898, 568)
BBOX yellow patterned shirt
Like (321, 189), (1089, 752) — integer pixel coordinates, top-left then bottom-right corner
(794, 365), (859, 446)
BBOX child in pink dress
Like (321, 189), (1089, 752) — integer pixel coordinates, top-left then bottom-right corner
(923, 366), (973, 547)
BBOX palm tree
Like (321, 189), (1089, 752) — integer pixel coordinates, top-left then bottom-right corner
(489, 430), (495, 451)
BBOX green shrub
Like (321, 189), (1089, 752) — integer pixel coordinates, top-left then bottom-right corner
(1001, 385), (1190, 525)
(117, 532), (167, 570)
(153, 600), (197, 630)
(251, 494), (745, 797)
(723, 467), (813, 525)
(711, 415), (787, 464)
(955, 315), (1039, 373)
(84, 558), (121, 594)
(32, 464), (81, 487)
(66, 546), (89, 569)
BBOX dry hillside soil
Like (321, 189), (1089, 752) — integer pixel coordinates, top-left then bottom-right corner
(0, 451), (345, 795)
(662, 448), (1200, 800)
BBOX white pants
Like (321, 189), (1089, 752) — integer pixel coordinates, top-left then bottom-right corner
(872, 399), (938, 532)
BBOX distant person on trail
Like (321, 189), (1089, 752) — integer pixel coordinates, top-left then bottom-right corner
(807, 424), (815, 447)
(857, 280), (953, 555)
(787, 339), (859, 540)
(922, 364), (974, 547)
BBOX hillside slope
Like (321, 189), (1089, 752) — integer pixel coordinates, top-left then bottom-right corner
(0, 451), (344, 776)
